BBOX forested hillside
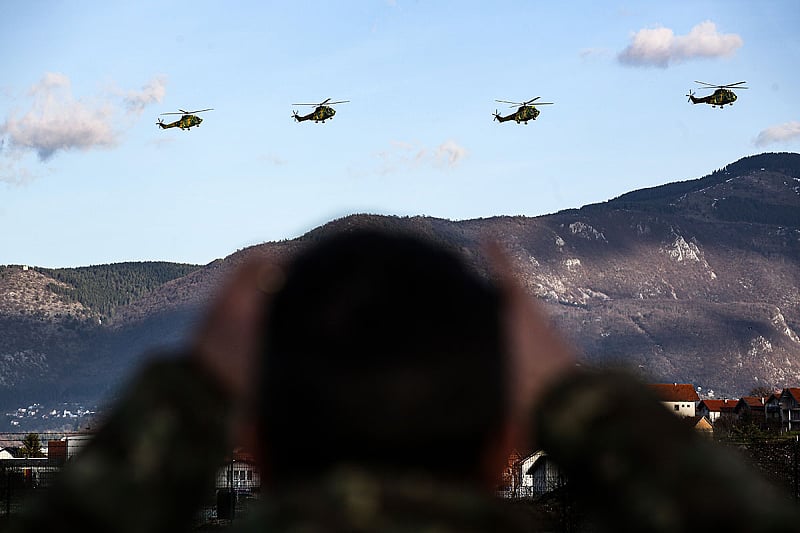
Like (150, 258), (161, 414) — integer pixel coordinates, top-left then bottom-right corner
(37, 262), (201, 320)
(604, 152), (800, 225)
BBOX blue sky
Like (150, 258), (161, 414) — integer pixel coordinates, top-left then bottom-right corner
(1, 1), (798, 267)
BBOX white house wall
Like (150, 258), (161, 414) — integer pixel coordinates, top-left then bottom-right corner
(215, 462), (261, 492)
(518, 450), (564, 496)
(663, 401), (695, 417)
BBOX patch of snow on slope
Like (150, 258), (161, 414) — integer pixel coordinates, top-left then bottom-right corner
(569, 222), (607, 242)
(772, 310), (800, 343)
(563, 258), (581, 271)
(664, 235), (701, 262)
(749, 336), (773, 358)
(662, 232), (717, 279)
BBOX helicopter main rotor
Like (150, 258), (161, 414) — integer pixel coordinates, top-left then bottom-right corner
(160, 108), (214, 116)
(292, 98), (349, 107)
(693, 81), (748, 90)
(495, 97), (553, 107)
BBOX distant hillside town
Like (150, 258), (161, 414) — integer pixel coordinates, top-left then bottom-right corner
(3, 402), (97, 432)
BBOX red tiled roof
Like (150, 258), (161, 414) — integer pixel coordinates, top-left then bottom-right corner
(739, 396), (766, 408)
(649, 383), (700, 402)
(784, 388), (800, 401)
(698, 399), (737, 412)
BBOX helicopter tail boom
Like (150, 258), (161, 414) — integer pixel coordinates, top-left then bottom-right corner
(493, 110), (515, 123)
(292, 110), (314, 122)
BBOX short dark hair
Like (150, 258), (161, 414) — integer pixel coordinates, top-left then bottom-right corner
(261, 229), (506, 482)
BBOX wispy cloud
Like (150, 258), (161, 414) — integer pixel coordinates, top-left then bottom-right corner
(259, 153), (288, 166)
(124, 75), (167, 115)
(435, 140), (468, 166)
(618, 21), (742, 68)
(0, 142), (38, 185)
(754, 121), (800, 147)
(375, 139), (468, 175)
(0, 73), (166, 180)
(579, 47), (610, 61)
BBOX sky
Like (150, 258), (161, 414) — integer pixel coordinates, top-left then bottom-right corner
(1, 1), (798, 268)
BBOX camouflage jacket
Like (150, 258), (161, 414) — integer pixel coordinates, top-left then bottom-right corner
(13, 359), (800, 532)
(242, 467), (533, 532)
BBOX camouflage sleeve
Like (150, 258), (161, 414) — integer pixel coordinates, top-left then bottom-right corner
(535, 370), (800, 532)
(14, 355), (233, 533)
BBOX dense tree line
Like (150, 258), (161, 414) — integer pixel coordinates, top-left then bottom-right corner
(39, 262), (200, 318)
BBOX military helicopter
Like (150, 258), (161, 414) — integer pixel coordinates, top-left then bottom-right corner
(156, 108), (213, 130)
(686, 81), (747, 108)
(292, 98), (349, 123)
(493, 97), (553, 124)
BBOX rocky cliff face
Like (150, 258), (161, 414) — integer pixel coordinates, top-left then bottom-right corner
(1, 152), (799, 425)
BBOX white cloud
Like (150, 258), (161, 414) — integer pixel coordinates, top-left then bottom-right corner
(124, 75), (167, 115)
(375, 139), (468, 175)
(618, 21), (742, 68)
(754, 121), (800, 147)
(0, 73), (166, 177)
(1, 73), (116, 161)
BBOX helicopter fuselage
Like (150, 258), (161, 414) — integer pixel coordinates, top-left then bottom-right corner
(494, 105), (540, 124)
(293, 105), (336, 123)
(688, 88), (737, 108)
(158, 115), (203, 130)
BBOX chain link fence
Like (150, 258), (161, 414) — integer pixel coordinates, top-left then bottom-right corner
(718, 435), (800, 504)
(1, 433), (798, 530)
(0, 460), (62, 520)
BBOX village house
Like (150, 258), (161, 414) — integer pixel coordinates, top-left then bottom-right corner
(765, 393), (782, 426)
(684, 415), (713, 437)
(696, 398), (737, 424)
(778, 388), (800, 432)
(734, 396), (768, 426)
(515, 450), (565, 498)
(0, 447), (17, 460)
(46, 434), (93, 465)
(214, 448), (261, 494)
(648, 383), (700, 417)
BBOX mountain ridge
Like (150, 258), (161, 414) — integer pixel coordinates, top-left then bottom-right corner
(1, 152), (799, 429)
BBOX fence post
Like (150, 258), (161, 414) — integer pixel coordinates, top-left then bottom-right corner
(5, 469), (10, 519)
(794, 436), (798, 504)
(229, 458), (235, 523)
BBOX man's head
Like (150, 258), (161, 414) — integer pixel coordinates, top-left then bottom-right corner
(260, 229), (507, 483)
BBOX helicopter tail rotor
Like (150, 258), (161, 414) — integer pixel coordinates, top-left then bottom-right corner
(686, 90), (696, 104)
(292, 110), (301, 122)
(493, 110), (501, 122)
(156, 118), (166, 129)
